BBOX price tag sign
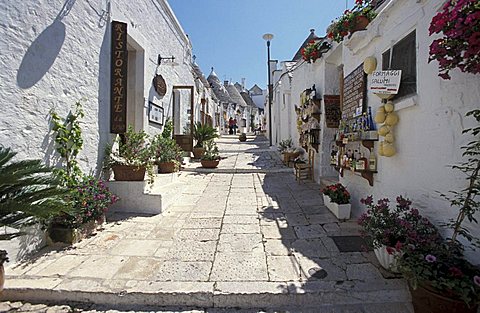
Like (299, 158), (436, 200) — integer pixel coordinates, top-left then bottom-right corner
(369, 70), (402, 95)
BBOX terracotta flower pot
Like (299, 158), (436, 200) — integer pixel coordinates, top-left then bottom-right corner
(201, 159), (219, 168)
(193, 147), (205, 159)
(351, 15), (370, 33)
(409, 283), (478, 313)
(157, 161), (176, 173)
(112, 165), (146, 181)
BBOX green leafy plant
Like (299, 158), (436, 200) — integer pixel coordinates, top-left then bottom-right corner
(322, 183), (350, 204)
(151, 135), (183, 165)
(50, 101), (84, 186)
(442, 109), (480, 247)
(193, 122), (218, 148)
(162, 118), (174, 139)
(0, 250), (8, 266)
(201, 140), (220, 161)
(0, 147), (67, 239)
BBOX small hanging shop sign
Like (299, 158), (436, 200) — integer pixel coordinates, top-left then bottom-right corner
(110, 21), (128, 134)
(153, 74), (167, 97)
(369, 70), (402, 95)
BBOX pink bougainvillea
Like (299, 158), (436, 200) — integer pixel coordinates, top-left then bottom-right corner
(429, 0), (480, 79)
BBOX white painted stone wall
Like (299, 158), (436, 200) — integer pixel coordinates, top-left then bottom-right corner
(271, 0), (480, 261)
(0, 0), (196, 262)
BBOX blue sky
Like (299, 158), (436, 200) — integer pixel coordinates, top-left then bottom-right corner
(168, 0), (353, 90)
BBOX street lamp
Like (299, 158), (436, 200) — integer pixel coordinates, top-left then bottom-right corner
(262, 33), (274, 146)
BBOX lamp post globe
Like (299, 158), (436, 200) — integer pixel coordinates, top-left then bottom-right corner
(262, 33), (274, 146)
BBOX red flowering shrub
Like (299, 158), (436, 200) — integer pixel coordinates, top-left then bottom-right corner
(322, 183), (350, 204)
(301, 40), (331, 63)
(429, 0), (480, 79)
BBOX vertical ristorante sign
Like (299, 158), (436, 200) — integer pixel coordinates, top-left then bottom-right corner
(110, 21), (128, 134)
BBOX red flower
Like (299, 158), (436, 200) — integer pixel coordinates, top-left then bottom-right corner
(327, 32), (334, 39)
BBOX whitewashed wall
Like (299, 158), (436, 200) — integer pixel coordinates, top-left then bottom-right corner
(0, 0), (195, 262)
(336, 0), (480, 260)
(0, 0), (195, 174)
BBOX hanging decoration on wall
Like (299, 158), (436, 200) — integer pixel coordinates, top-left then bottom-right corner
(153, 74), (167, 97)
(375, 99), (398, 157)
(110, 21), (128, 134)
(324, 95), (341, 128)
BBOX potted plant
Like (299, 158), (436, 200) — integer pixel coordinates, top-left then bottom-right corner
(278, 138), (298, 165)
(357, 195), (439, 272)
(104, 125), (153, 181)
(301, 40), (332, 63)
(193, 122), (218, 159)
(327, 0), (377, 43)
(239, 133), (247, 142)
(200, 140), (221, 168)
(429, 0), (480, 79)
(151, 134), (183, 173)
(48, 175), (118, 244)
(321, 183), (351, 219)
(395, 110), (480, 312)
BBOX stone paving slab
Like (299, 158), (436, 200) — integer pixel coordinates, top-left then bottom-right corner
(2, 135), (412, 310)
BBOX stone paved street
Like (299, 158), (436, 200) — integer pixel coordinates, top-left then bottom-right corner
(1, 135), (412, 312)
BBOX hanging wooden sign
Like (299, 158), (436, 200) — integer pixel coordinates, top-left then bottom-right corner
(110, 21), (128, 134)
(324, 95), (341, 128)
(153, 74), (167, 97)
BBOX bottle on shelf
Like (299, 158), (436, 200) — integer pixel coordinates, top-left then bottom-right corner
(369, 149), (377, 171)
(357, 152), (368, 170)
(368, 106), (376, 131)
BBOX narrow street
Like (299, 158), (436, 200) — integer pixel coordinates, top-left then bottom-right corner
(2, 135), (411, 312)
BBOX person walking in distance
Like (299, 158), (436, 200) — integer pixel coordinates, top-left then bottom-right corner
(228, 117), (234, 135)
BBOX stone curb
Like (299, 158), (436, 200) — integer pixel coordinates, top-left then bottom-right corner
(0, 284), (411, 309)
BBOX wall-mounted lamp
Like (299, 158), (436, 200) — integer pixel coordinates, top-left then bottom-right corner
(157, 54), (178, 66)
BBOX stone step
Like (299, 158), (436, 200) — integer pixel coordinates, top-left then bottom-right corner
(1, 279), (412, 310)
(107, 176), (186, 215)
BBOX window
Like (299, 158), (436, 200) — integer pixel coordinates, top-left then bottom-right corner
(382, 30), (416, 99)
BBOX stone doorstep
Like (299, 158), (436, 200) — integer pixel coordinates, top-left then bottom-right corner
(0, 280), (411, 309)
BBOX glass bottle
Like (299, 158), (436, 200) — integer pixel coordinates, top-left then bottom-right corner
(368, 106), (376, 131)
(369, 149), (377, 171)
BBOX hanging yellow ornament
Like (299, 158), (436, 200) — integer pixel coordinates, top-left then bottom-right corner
(385, 101), (394, 113)
(385, 112), (399, 126)
(385, 133), (395, 143)
(375, 112), (386, 124)
(378, 125), (390, 137)
(383, 143), (396, 157)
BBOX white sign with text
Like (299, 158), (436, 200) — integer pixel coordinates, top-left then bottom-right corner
(369, 70), (402, 95)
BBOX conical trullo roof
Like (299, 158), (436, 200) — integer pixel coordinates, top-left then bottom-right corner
(192, 58), (210, 87)
(207, 68), (234, 103)
(225, 82), (247, 108)
(240, 91), (256, 108)
(292, 29), (321, 61)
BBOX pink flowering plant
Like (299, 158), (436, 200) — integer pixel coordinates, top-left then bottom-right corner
(358, 195), (439, 250)
(429, 0), (480, 79)
(322, 183), (350, 204)
(51, 176), (118, 228)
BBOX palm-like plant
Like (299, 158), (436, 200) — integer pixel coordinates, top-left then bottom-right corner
(193, 122), (218, 148)
(0, 147), (67, 239)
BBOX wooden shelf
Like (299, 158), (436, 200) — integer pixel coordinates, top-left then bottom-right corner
(332, 165), (377, 186)
(335, 138), (378, 150)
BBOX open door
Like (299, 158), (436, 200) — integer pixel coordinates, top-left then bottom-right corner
(172, 86), (194, 152)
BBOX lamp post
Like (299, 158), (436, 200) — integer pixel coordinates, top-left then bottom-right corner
(262, 33), (274, 146)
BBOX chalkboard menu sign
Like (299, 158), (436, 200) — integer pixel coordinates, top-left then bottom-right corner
(324, 95), (341, 128)
(342, 63), (367, 119)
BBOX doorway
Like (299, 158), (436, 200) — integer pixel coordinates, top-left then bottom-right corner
(172, 86), (194, 152)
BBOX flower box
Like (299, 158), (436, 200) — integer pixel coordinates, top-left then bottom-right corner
(48, 215), (105, 245)
(323, 194), (351, 220)
(373, 244), (400, 272)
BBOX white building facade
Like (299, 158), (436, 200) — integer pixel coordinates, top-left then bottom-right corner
(271, 0), (480, 260)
